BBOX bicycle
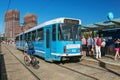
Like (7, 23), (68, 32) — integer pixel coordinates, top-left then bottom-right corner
(24, 52), (39, 69)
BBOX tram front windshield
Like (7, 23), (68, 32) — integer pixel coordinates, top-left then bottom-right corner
(58, 24), (81, 41)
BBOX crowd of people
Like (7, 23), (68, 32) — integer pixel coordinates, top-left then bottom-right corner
(80, 35), (120, 61)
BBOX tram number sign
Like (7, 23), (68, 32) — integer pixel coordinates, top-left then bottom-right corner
(64, 19), (79, 24)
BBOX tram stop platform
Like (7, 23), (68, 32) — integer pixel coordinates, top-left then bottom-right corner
(80, 55), (120, 72)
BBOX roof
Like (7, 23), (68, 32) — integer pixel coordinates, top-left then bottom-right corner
(16, 17), (81, 36)
(83, 18), (120, 31)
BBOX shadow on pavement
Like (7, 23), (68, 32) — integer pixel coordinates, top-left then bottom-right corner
(0, 43), (8, 80)
(90, 56), (120, 77)
(104, 55), (114, 60)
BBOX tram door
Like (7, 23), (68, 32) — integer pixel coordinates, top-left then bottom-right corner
(45, 27), (51, 61)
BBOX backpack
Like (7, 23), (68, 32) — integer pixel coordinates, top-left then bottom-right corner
(28, 41), (34, 50)
(96, 38), (101, 46)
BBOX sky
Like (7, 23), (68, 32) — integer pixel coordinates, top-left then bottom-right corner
(0, 0), (120, 34)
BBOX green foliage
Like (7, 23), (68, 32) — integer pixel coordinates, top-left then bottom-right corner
(82, 31), (97, 38)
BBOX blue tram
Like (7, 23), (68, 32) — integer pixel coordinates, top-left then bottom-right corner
(15, 17), (82, 62)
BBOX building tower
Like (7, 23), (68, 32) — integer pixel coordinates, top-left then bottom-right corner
(5, 10), (20, 41)
(24, 14), (37, 30)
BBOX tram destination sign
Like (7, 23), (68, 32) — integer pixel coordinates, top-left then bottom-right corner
(64, 19), (79, 24)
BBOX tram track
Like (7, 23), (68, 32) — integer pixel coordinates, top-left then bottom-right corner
(76, 62), (120, 76)
(55, 59), (120, 80)
(55, 63), (99, 80)
(2, 44), (120, 80)
(4, 45), (41, 80)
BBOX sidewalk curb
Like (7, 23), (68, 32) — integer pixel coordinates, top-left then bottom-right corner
(80, 58), (120, 72)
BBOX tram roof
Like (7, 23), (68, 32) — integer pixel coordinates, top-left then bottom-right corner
(17, 17), (81, 36)
(82, 18), (120, 31)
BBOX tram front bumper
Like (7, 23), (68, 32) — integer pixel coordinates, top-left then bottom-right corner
(51, 53), (81, 57)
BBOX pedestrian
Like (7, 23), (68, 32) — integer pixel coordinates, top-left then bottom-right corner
(87, 35), (93, 56)
(114, 38), (120, 60)
(101, 38), (106, 57)
(80, 35), (87, 61)
(95, 35), (102, 59)
(91, 37), (95, 56)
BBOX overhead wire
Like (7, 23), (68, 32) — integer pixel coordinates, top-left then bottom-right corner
(0, 0), (11, 34)
(6, 0), (11, 11)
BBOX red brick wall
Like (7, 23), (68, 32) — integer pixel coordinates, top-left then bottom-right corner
(5, 10), (20, 40)
(5, 10), (38, 41)
(24, 14), (37, 30)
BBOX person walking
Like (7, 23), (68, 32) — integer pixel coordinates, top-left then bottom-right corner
(91, 37), (95, 56)
(87, 35), (93, 56)
(101, 38), (106, 57)
(80, 35), (87, 60)
(114, 38), (120, 60)
(95, 36), (102, 59)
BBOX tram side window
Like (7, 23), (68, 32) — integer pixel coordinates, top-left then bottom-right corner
(37, 28), (43, 41)
(32, 30), (36, 41)
(15, 36), (19, 41)
(28, 32), (31, 40)
(58, 24), (62, 40)
(20, 35), (22, 41)
(25, 33), (27, 40)
(52, 24), (56, 41)
(78, 26), (82, 40)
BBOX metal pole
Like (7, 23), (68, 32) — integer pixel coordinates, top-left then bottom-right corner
(12, 11), (13, 41)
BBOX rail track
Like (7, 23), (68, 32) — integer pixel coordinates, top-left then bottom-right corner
(54, 59), (120, 80)
(3, 44), (98, 80)
(4, 45), (41, 80)
(2, 44), (120, 80)
(54, 61), (99, 80)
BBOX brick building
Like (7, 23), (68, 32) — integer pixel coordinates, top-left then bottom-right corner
(23, 14), (37, 30)
(5, 10), (21, 41)
(4, 10), (37, 41)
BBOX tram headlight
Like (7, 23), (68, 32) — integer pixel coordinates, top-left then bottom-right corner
(80, 46), (82, 52)
(64, 46), (67, 53)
